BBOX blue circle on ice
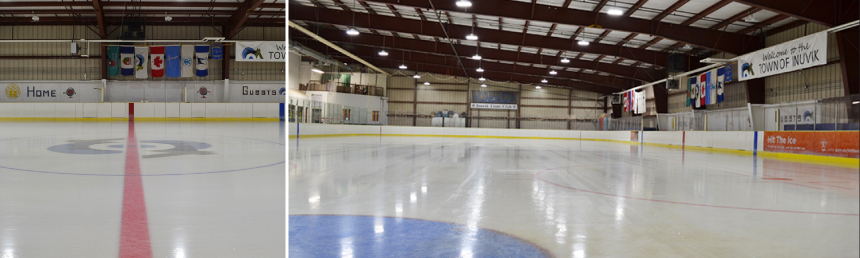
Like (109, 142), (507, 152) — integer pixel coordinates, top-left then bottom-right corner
(289, 215), (550, 258)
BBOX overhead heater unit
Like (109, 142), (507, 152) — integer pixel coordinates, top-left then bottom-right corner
(611, 94), (622, 104)
(666, 79), (680, 90)
(120, 21), (146, 40)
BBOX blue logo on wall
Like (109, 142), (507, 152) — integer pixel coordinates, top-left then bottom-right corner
(741, 63), (754, 78)
(279, 87), (286, 95)
(242, 47), (263, 59)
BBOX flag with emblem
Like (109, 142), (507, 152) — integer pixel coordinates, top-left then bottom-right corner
(107, 46), (120, 76)
(134, 47), (148, 79)
(165, 45), (181, 77)
(181, 45), (194, 77)
(195, 45), (209, 77)
(622, 91), (629, 112)
(150, 46), (165, 77)
(717, 67), (725, 103)
(120, 46), (134, 76)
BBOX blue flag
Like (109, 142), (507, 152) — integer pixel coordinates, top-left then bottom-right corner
(165, 45), (181, 77)
(195, 45), (209, 77)
(120, 46), (134, 76)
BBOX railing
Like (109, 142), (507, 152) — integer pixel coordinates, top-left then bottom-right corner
(299, 80), (385, 97)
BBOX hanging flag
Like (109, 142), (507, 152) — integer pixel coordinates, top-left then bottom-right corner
(165, 45), (181, 77)
(150, 46), (165, 77)
(181, 45), (194, 77)
(724, 64), (733, 83)
(709, 69), (717, 105)
(686, 76), (693, 107)
(636, 90), (646, 114)
(195, 45), (209, 77)
(107, 46), (120, 76)
(632, 91), (638, 114)
(134, 47), (148, 79)
(211, 44), (223, 60)
(622, 91), (629, 112)
(120, 46), (134, 76)
(717, 68), (725, 103)
(699, 73), (707, 107)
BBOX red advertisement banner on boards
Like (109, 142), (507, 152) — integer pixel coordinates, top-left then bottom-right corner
(763, 131), (859, 158)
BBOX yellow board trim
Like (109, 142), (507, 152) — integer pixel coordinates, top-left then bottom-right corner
(0, 117), (279, 122)
(289, 132), (858, 168)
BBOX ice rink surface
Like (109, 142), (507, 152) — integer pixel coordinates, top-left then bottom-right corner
(289, 136), (859, 258)
(0, 121), (285, 257)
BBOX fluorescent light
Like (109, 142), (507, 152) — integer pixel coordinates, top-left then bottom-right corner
(399, 64), (407, 69)
(853, 101), (860, 105)
(536, 86), (542, 89)
(476, 67), (484, 72)
(424, 82), (430, 85)
(480, 84), (487, 87)
(472, 54), (482, 60)
(456, 0), (472, 7)
(549, 70), (557, 75)
(479, 77), (485, 81)
(164, 16), (172, 21)
(561, 58), (570, 63)
(311, 68), (324, 74)
(378, 50), (388, 56)
(31, 16), (39, 22)
(413, 74), (421, 79)
(466, 34), (478, 40)
(346, 28), (359, 35)
(541, 79), (548, 83)
(607, 7), (623, 16)
(577, 40), (589, 46)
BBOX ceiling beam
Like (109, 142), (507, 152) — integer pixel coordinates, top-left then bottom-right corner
(652, 0), (691, 22)
(291, 5), (671, 66)
(91, 0), (106, 38)
(297, 38), (633, 89)
(733, 0), (858, 26)
(736, 14), (791, 35)
(680, 0), (732, 26)
(623, 0), (649, 17)
(226, 0), (265, 39)
(358, 0), (759, 54)
(291, 27), (662, 82)
(710, 7), (761, 30)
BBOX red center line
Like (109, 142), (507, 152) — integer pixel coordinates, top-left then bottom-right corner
(119, 106), (152, 258)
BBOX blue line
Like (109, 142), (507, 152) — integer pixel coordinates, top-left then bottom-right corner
(279, 103), (285, 121)
(753, 131), (758, 156)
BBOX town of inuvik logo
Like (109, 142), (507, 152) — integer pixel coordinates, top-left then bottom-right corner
(279, 87), (286, 95)
(198, 86), (211, 98)
(242, 47), (263, 60)
(5, 83), (21, 99)
(47, 139), (214, 159)
(63, 87), (76, 98)
(182, 57), (192, 67)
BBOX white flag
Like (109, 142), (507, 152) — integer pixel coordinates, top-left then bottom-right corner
(180, 45), (194, 77)
(134, 47), (148, 79)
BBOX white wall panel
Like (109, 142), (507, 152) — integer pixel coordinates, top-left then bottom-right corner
(136, 103), (156, 118)
(97, 103), (111, 118)
(191, 103), (206, 118)
(178, 103), (192, 118)
(165, 103), (180, 118)
(111, 103), (127, 118)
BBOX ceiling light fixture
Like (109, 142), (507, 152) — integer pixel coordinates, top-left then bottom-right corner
(549, 70), (557, 75)
(311, 68), (324, 74)
(541, 79), (548, 83)
(456, 0), (472, 7)
(413, 74), (421, 79)
(31, 15), (39, 22)
(743, 12), (758, 23)
(472, 54), (481, 60)
(561, 58), (570, 63)
(466, 33), (478, 41)
(607, 7), (623, 15)
(481, 84), (487, 87)
(399, 51), (407, 69)
(347, 1), (359, 35)
(424, 82), (430, 85)
(536, 86), (542, 89)
(379, 50), (388, 56)
(476, 67), (484, 72)
(577, 40), (589, 46)
(164, 12), (172, 22)
(479, 77), (486, 81)
(399, 64), (407, 69)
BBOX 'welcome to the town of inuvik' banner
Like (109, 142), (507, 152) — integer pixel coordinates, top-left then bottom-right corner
(738, 31), (827, 81)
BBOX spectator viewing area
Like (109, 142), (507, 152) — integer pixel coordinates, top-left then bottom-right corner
(288, 0), (859, 257)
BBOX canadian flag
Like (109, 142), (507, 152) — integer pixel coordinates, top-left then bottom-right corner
(150, 46), (165, 77)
